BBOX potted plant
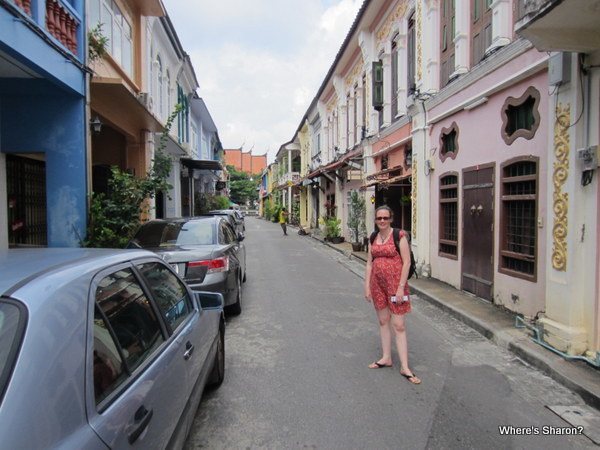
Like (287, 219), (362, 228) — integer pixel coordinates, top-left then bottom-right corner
(324, 217), (344, 244)
(347, 191), (366, 252)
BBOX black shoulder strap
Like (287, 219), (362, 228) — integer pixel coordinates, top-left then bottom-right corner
(392, 228), (401, 255)
(369, 230), (378, 244)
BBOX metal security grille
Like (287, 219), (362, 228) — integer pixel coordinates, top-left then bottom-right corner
(440, 174), (458, 256)
(6, 154), (47, 247)
(500, 160), (537, 278)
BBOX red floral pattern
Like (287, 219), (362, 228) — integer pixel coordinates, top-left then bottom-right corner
(370, 231), (411, 315)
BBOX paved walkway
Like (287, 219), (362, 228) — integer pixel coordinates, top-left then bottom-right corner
(304, 231), (600, 412)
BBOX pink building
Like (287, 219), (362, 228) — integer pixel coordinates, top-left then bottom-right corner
(426, 50), (548, 317)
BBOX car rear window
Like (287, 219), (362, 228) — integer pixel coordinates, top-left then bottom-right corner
(0, 301), (25, 405)
(133, 221), (214, 247)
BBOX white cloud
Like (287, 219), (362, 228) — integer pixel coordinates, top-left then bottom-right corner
(163, 0), (362, 163)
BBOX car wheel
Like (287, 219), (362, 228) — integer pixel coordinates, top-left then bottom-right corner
(207, 324), (225, 389)
(226, 274), (242, 316)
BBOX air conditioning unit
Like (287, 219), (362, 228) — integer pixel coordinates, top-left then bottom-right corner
(138, 92), (153, 111)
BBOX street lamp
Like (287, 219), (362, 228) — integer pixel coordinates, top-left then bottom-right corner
(90, 116), (103, 134)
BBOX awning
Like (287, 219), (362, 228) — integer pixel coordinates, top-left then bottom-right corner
(91, 79), (164, 138)
(366, 165), (404, 181)
(306, 149), (363, 179)
(181, 158), (223, 171)
(361, 173), (411, 189)
(380, 173), (411, 186)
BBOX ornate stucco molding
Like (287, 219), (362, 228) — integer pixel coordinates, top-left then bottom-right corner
(345, 55), (365, 88)
(376, 2), (408, 47)
(326, 95), (337, 114)
(412, 159), (417, 239)
(551, 103), (570, 271)
(416, 0), (422, 81)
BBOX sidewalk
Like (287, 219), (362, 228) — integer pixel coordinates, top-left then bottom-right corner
(307, 232), (600, 412)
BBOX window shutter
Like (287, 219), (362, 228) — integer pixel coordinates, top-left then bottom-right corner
(372, 61), (384, 111)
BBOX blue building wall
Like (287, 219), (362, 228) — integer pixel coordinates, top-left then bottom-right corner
(0, 2), (87, 247)
(1, 90), (86, 247)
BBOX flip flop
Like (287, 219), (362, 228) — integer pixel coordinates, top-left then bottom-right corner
(369, 361), (392, 369)
(400, 372), (421, 384)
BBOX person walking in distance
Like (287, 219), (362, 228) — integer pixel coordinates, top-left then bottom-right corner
(364, 205), (421, 384)
(279, 207), (289, 236)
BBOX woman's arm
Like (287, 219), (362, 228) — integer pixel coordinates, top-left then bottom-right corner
(396, 235), (411, 297)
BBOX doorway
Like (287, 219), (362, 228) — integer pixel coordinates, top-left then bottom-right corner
(462, 163), (494, 301)
(6, 154), (47, 247)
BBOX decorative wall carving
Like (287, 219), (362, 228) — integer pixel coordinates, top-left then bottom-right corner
(412, 159), (417, 239)
(345, 55), (364, 88)
(326, 95), (337, 113)
(551, 103), (570, 271)
(376, 2), (408, 46)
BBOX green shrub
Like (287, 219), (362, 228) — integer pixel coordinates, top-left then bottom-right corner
(84, 104), (181, 248)
(324, 217), (341, 239)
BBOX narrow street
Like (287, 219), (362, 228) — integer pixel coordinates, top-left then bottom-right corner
(185, 217), (594, 449)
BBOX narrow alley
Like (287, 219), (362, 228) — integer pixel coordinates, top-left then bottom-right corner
(185, 218), (595, 449)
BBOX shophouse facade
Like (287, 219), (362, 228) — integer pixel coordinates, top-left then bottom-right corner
(147, 14), (198, 218)
(1, 0), (87, 248)
(516, 0), (600, 358)
(413, 1), (551, 322)
(280, 0), (599, 360)
(88, 0), (166, 215)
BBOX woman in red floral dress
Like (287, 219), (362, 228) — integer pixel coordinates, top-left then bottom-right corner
(364, 205), (421, 384)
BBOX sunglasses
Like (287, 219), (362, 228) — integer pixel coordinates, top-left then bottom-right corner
(375, 216), (391, 221)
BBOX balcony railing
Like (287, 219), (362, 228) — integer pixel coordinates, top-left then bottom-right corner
(278, 172), (300, 187)
(8, 0), (81, 56)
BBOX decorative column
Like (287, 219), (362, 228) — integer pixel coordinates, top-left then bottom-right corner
(423, 0), (440, 92)
(395, 31), (408, 118)
(381, 42), (392, 128)
(490, 0), (513, 52)
(453, 0), (470, 75)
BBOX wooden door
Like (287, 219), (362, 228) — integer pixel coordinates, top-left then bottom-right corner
(462, 164), (494, 300)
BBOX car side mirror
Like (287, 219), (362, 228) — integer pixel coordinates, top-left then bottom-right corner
(237, 232), (245, 242)
(194, 291), (224, 309)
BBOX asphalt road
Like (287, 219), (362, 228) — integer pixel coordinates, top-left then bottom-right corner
(184, 217), (595, 449)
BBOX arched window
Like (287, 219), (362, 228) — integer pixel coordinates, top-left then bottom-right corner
(439, 172), (459, 258)
(499, 157), (539, 280)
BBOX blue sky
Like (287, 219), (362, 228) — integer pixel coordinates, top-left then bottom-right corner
(162, 0), (362, 162)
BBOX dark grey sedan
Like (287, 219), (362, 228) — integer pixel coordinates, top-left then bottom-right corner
(0, 248), (225, 449)
(129, 216), (247, 315)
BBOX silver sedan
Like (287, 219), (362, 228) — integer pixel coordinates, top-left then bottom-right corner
(0, 248), (225, 449)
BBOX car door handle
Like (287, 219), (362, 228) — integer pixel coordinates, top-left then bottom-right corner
(184, 341), (194, 360)
(128, 405), (153, 445)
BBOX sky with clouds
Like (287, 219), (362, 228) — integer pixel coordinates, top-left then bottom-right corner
(162, 0), (363, 163)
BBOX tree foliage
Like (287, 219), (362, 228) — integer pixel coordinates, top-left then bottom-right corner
(227, 165), (259, 206)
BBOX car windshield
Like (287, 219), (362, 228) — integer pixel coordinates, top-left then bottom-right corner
(133, 221), (215, 247)
(0, 302), (22, 405)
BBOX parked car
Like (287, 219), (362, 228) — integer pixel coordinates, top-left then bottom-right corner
(129, 216), (246, 315)
(208, 209), (245, 234)
(199, 211), (244, 238)
(0, 248), (225, 449)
